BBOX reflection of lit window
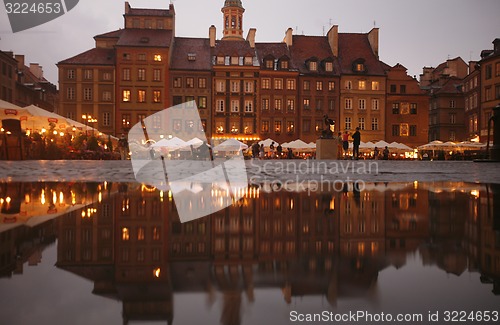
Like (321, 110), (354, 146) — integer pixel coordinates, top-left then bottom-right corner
(122, 227), (130, 241)
(153, 227), (161, 240)
(138, 227), (145, 240)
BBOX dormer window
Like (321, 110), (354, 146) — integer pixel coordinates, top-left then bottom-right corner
(265, 59), (274, 69)
(355, 63), (365, 72)
(244, 56), (253, 65)
(280, 60), (289, 70)
(217, 56), (225, 65)
(325, 61), (333, 72)
(231, 56), (239, 65)
(309, 61), (318, 71)
(187, 53), (196, 61)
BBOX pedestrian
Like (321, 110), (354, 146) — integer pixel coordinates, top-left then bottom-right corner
(373, 146), (379, 160)
(287, 148), (294, 159)
(252, 142), (260, 158)
(118, 134), (128, 160)
(277, 143), (283, 158)
(259, 144), (265, 159)
(383, 146), (390, 160)
(352, 127), (361, 160)
(336, 132), (343, 159)
(342, 130), (349, 159)
(270, 141), (276, 158)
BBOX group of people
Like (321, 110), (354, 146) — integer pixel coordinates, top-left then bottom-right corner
(335, 128), (390, 160)
(250, 141), (295, 159)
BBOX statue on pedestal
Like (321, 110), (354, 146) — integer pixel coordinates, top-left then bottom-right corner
(321, 114), (335, 139)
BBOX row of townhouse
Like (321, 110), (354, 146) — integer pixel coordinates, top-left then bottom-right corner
(56, 0), (430, 147)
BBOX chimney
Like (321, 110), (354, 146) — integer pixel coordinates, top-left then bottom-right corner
(327, 25), (338, 57)
(246, 28), (256, 48)
(14, 54), (25, 69)
(368, 28), (379, 58)
(124, 1), (131, 14)
(209, 25), (216, 47)
(283, 28), (293, 47)
(29, 63), (44, 80)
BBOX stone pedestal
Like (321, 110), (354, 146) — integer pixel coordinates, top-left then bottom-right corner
(316, 139), (338, 160)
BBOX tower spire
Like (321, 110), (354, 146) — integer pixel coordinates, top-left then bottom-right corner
(221, 0), (245, 40)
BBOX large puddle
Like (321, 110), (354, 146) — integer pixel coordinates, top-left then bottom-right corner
(0, 181), (499, 324)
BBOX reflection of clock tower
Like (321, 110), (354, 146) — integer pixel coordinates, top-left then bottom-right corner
(222, 0), (245, 40)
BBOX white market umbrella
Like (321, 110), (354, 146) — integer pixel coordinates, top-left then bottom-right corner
(282, 139), (310, 149)
(151, 137), (188, 150)
(185, 137), (205, 148)
(373, 140), (391, 148)
(213, 138), (248, 151)
(259, 138), (278, 147)
(417, 140), (444, 150)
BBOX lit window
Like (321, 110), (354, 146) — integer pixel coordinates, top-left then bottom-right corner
(231, 100), (239, 112)
(153, 90), (161, 103)
(67, 69), (75, 79)
(316, 81), (323, 91)
(265, 59), (274, 69)
(138, 68), (146, 81)
(358, 80), (366, 90)
(280, 60), (288, 69)
(328, 81), (335, 91)
(122, 90), (131, 102)
(122, 228), (130, 241)
(154, 54), (162, 61)
(274, 79), (283, 90)
(286, 79), (295, 90)
(325, 61), (333, 72)
(138, 90), (146, 103)
(245, 100), (253, 112)
(372, 81), (379, 90)
(309, 61), (317, 71)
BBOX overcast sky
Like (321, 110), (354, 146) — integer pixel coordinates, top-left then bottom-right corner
(1, 0), (499, 85)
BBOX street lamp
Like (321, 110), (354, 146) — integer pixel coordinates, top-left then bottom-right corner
(82, 114), (88, 136)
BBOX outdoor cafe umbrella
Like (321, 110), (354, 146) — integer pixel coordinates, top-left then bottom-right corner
(151, 137), (188, 151)
(213, 138), (248, 151)
(259, 138), (278, 147)
(282, 139), (311, 150)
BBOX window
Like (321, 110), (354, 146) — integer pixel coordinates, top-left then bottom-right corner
(122, 114), (131, 129)
(450, 113), (456, 124)
(400, 123), (409, 136)
(358, 80), (366, 90)
(153, 69), (161, 81)
(359, 99), (366, 110)
(231, 56), (239, 65)
(392, 103), (399, 114)
(325, 61), (333, 72)
(244, 81), (253, 93)
(496, 62), (500, 77)
(410, 125), (417, 136)
(485, 87), (492, 101)
(316, 99), (322, 110)
(392, 124), (400, 136)
(309, 61), (317, 71)
(217, 56), (225, 65)
(355, 63), (364, 72)
(122, 90), (131, 102)
(261, 121), (270, 133)
(400, 102), (410, 114)
(485, 64), (492, 79)
(245, 100), (253, 113)
(345, 98), (352, 110)
(345, 80), (352, 89)
(121, 228), (130, 241)
(328, 81), (335, 91)
(102, 112), (111, 127)
(410, 103), (417, 114)
(102, 91), (112, 101)
(358, 117), (365, 130)
(123, 68), (130, 81)
(262, 78), (270, 89)
(372, 99), (379, 110)
(274, 98), (282, 111)
(83, 88), (92, 101)
(265, 59), (274, 69)
(286, 79), (295, 90)
(66, 87), (75, 100)
(496, 85), (500, 100)
(390, 84), (397, 93)
(198, 78), (206, 88)
(262, 98), (270, 110)
(449, 100), (455, 108)
(123, 53), (131, 60)
(286, 121), (295, 134)
(400, 85), (406, 94)
(231, 100), (239, 112)
(316, 81), (323, 91)
(244, 56), (253, 65)
(371, 118), (379, 131)
(345, 117), (352, 130)
(303, 120), (311, 133)
(303, 98), (310, 110)
(287, 99), (295, 111)
(328, 99), (335, 111)
(274, 120), (282, 133)
(303, 80), (310, 91)
(138, 53), (146, 61)
(198, 96), (207, 108)
(216, 99), (225, 112)
(280, 60), (289, 69)
(153, 90), (161, 103)
(216, 80), (226, 92)
(274, 78), (283, 90)
(186, 77), (194, 88)
(138, 68), (146, 81)
(372, 81), (379, 90)
(67, 69), (75, 79)
(83, 69), (93, 80)
(137, 90), (146, 103)
(154, 54), (162, 61)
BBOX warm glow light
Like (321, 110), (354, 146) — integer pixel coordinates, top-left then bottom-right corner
(98, 192), (102, 203)
(41, 128), (46, 133)
(81, 211), (86, 218)
(59, 191), (64, 204)
(24, 194), (30, 204)
(52, 191), (57, 204)
(154, 268), (161, 278)
(5, 197), (11, 204)
(41, 189), (46, 205)
(71, 191), (76, 205)
(470, 190), (480, 198)
(53, 130), (58, 135)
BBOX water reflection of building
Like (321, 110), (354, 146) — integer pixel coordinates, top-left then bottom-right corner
(3, 180), (499, 323)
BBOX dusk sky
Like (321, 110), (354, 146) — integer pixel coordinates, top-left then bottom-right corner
(1, 0), (499, 84)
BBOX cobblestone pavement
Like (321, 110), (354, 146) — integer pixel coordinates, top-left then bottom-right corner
(0, 159), (500, 184)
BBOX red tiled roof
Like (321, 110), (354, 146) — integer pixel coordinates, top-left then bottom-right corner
(116, 29), (173, 48)
(289, 35), (339, 75)
(434, 77), (463, 95)
(170, 37), (212, 70)
(213, 40), (256, 57)
(58, 48), (115, 65)
(338, 33), (385, 75)
(94, 29), (124, 39)
(255, 43), (290, 61)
